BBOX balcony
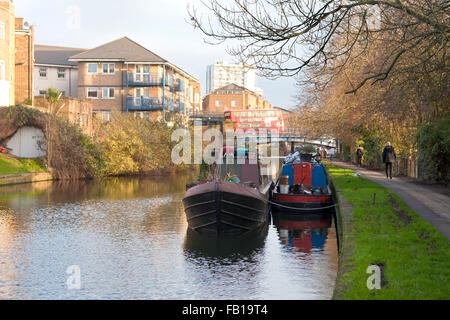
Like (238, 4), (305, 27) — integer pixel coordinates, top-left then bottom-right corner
(126, 97), (186, 113)
(127, 72), (163, 87)
(174, 79), (185, 92)
(126, 97), (166, 111)
(127, 72), (177, 88)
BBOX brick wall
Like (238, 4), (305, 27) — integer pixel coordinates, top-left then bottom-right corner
(14, 17), (34, 105)
(202, 90), (272, 113)
(33, 96), (93, 136)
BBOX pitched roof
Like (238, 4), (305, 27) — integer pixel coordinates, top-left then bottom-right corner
(35, 45), (87, 67)
(69, 37), (167, 63)
(214, 83), (247, 93)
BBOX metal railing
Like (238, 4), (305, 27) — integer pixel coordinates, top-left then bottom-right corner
(126, 97), (186, 113)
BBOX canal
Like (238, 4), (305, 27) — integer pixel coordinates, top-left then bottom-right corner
(0, 173), (338, 299)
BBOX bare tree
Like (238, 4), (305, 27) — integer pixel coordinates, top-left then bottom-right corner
(188, 0), (449, 93)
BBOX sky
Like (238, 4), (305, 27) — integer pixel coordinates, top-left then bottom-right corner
(14, 0), (299, 109)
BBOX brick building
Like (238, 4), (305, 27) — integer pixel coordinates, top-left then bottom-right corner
(202, 83), (271, 114)
(69, 37), (201, 121)
(0, 1), (34, 106)
(0, 0), (15, 106)
(14, 17), (34, 105)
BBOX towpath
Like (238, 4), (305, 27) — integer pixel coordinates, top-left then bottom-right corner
(331, 161), (450, 241)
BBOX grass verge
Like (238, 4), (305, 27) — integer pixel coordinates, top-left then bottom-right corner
(327, 165), (450, 299)
(0, 154), (47, 175)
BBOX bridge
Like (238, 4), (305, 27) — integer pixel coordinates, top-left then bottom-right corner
(188, 114), (337, 149)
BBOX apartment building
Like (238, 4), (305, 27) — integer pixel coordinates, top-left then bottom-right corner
(202, 83), (271, 114)
(34, 45), (85, 98)
(69, 37), (201, 120)
(0, 0), (15, 106)
(206, 61), (263, 96)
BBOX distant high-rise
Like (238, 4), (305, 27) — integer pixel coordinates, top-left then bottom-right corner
(206, 61), (263, 96)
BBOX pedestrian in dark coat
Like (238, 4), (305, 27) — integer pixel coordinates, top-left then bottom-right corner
(356, 146), (364, 167)
(382, 142), (397, 179)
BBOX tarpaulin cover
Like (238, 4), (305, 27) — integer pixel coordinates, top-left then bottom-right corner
(311, 165), (328, 187)
(281, 164), (295, 186)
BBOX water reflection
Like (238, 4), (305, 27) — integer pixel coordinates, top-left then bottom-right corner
(0, 173), (337, 300)
(184, 225), (268, 259)
(273, 213), (332, 254)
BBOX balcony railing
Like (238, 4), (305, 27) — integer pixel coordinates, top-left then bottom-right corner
(174, 80), (185, 92)
(127, 72), (177, 88)
(127, 73), (162, 86)
(126, 97), (185, 113)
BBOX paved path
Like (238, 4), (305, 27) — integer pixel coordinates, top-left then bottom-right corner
(332, 161), (450, 241)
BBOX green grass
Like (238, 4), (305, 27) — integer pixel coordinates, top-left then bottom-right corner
(328, 165), (450, 299)
(0, 154), (47, 175)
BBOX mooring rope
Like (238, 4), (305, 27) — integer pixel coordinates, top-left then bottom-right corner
(266, 199), (338, 211)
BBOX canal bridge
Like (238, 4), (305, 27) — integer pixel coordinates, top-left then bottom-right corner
(188, 114), (337, 149)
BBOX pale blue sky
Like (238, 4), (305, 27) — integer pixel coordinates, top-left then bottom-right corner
(14, 0), (298, 109)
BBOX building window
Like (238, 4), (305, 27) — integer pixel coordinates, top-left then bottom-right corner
(57, 68), (66, 79)
(87, 87), (98, 99)
(39, 90), (47, 96)
(88, 63), (98, 74)
(194, 93), (200, 104)
(102, 87), (115, 99)
(0, 60), (4, 80)
(215, 100), (222, 107)
(39, 68), (47, 78)
(0, 22), (4, 40)
(231, 100), (237, 107)
(102, 63), (115, 74)
(135, 65), (150, 82)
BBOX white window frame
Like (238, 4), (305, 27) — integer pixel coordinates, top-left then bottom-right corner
(87, 87), (98, 99)
(39, 68), (47, 78)
(194, 93), (200, 104)
(102, 87), (115, 99)
(231, 100), (237, 107)
(135, 65), (150, 82)
(0, 22), (5, 40)
(87, 63), (98, 74)
(0, 60), (4, 80)
(57, 68), (66, 79)
(215, 100), (222, 107)
(102, 63), (115, 75)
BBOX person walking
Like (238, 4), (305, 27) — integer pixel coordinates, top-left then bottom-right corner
(382, 142), (397, 179)
(329, 147), (335, 161)
(356, 145), (364, 167)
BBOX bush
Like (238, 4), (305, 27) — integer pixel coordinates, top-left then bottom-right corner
(97, 112), (190, 176)
(416, 118), (450, 183)
(0, 105), (104, 180)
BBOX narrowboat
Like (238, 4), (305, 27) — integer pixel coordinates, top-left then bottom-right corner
(183, 157), (272, 234)
(271, 152), (333, 213)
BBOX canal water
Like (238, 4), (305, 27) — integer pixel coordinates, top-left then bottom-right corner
(0, 173), (338, 299)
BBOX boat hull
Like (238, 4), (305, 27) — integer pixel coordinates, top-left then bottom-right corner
(182, 181), (270, 234)
(271, 193), (333, 214)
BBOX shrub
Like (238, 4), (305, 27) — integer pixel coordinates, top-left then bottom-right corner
(416, 118), (450, 183)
